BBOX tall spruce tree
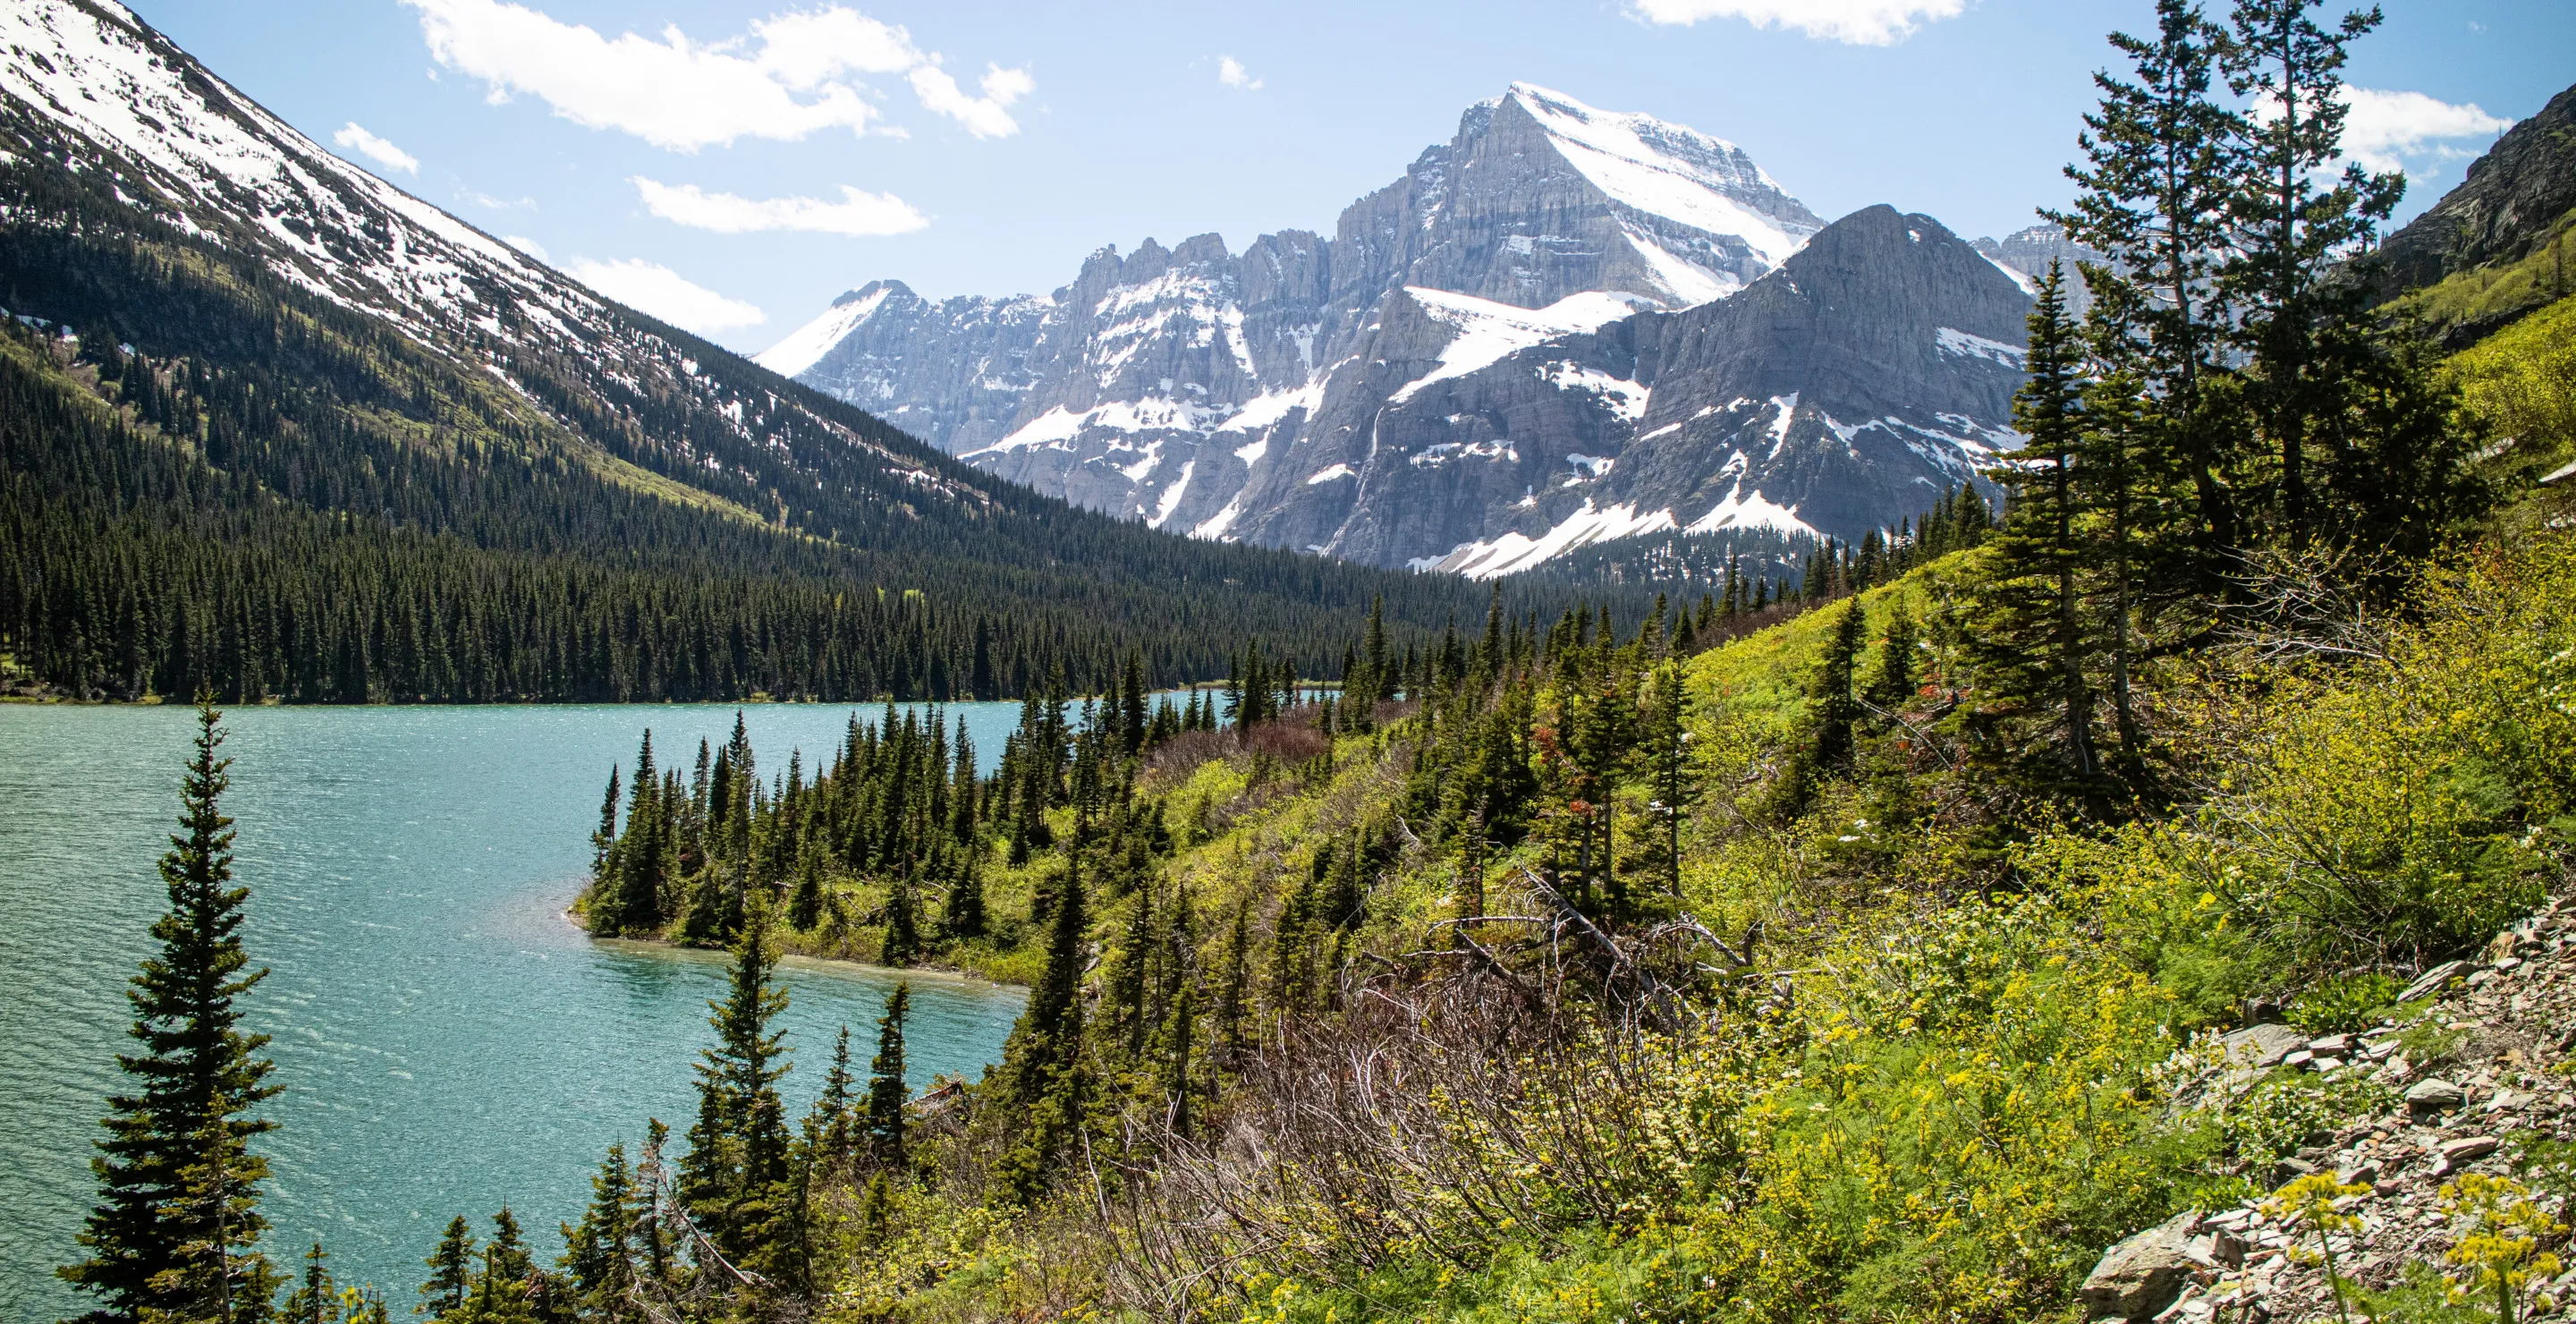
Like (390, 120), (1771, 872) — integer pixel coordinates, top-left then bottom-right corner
(417, 1217), (476, 1320)
(282, 1243), (335, 1324)
(62, 701), (282, 1324)
(2050, 0), (2242, 578)
(863, 984), (910, 1169)
(2221, 0), (2402, 547)
(559, 1144), (639, 1323)
(678, 898), (799, 1290)
(1971, 262), (2106, 791)
(1773, 602), (1868, 819)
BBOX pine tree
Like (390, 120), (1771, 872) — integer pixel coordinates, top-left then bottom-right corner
(2222, 0), (2402, 547)
(590, 767), (620, 887)
(605, 731), (667, 937)
(1154, 971), (1199, 1140)
(880, 870), (919, 966)
(1214, 901), (1251, 1067)
(1772, 602), (1868, 819)
(62, 701), (281, 1324)
(993, 861), (1090, 1202)
(418, 1217), (476, 1320)
(467, 1209), (537, 1324)
(1640, 660), (1695, 898)
(1005, 861), (1089, 1110)
(809, 1028), (860, 1170)
(1970, 261), (2105, 789)
(559, 1145), (638, 1322)
(2049, 0), (2243, 577)
(941, 852), (987, 941)
(1117, 649), (1149, 756)
(678, 899), (798, 1287)
(863, 984), (910, 1169)
(283, 1243), (337, 1324)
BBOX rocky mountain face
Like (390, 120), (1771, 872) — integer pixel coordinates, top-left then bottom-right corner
(2376, 82), (2576, 300)
(1403, 206), (2033, 575)
(765, 84), (2021, 573)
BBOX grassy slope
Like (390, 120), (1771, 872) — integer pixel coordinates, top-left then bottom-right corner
(2387, 208), (2576, 347)
(1220, 532), (2576, 1323)
(2450, 287), (2576, 502)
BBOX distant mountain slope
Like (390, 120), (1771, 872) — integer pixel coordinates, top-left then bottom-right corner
(0, 0), (1547, 700)
(1399, 207), (2030, 576)
(2375, 81), (2576, 346)
(769, 84), (1877, 567)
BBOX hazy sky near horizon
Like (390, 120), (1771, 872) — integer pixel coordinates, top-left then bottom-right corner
(129, 0), (2574, 356)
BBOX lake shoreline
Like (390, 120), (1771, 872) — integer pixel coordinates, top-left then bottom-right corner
(566, 908), (1029, 994)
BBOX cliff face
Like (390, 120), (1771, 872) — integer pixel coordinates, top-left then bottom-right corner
(2376, 82), (2576, 297)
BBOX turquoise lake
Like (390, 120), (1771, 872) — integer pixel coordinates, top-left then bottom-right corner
(0, 703), (1030, 1321)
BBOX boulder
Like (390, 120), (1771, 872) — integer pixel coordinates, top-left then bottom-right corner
(2080, 1212), (2204, 1321)
(2221, 1023), (2306, 1068)
(2407, 1078), (2467, 1118)
(2402, 961), (2469, 1003)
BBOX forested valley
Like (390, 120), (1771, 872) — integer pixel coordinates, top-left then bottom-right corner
(0, 149), (1586, 702)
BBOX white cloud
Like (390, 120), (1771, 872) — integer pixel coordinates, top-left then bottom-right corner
(1630, 0), (1965, 45)
(331, 122), (419, 174)
(460, 188), (536, 210)
(632, 177), (928, 237)
(402, 0), (1032, 150)
(906, 62), (1035, 140)
(564, 258), (765, 333)
(2336, 87), (2512, 174)
(1217, 56), (1262, 90)
(503, 234), (547, 260)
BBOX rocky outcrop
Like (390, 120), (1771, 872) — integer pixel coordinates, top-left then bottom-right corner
(2086, 895), (2576, 1324)
(2375, 82), (2576, 303)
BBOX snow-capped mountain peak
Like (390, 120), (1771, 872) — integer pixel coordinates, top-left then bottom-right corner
(767, 88), (2017, 580)
(1497, 82), (1812, 267)
(0, 0), (1001, 522)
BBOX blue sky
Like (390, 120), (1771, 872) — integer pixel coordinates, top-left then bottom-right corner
(132, 0), (2574, 357)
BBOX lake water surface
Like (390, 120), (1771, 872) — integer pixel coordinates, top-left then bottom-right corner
(0, 703), (1028, 1321)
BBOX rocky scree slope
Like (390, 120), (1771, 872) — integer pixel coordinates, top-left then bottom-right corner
(2082, 896), (2576, 1324)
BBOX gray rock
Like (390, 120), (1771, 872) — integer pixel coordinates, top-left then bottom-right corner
(2080, 1212), (2204, 1321)
(2272, 1157), (2320, 1188)
(2402, 962), (2470, 1003)
(2407, 1078), (2468, 1118)
(2222, 1023), (2308, 1068)
(2442, 1136), (2502, 1162)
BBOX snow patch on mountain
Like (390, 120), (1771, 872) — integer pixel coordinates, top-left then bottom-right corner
(1392, 287), (1640, 403)
(1935, 326), (2026, 366)
(1414, 499), (1681, 579)
(758, 285), (894, 377)
(1685, 483), (1817, 538)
